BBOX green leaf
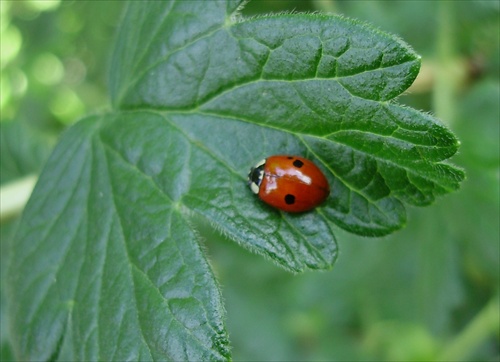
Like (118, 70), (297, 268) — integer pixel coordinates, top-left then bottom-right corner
(111, 6), (463, 236)
(109, 0), (243, 107)
(7, 1), (464, 360)
(8, 115), (230, 361)
(0, 121), (54, 185)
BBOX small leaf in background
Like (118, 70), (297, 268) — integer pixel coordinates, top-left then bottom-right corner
(6, 0), (467, 360)
(0, 121), (54, 185)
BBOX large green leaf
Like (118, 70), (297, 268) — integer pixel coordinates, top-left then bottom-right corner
(110, 7), (463, 236)
(8, 115), (230, 360)
(7, 0), (464, 360)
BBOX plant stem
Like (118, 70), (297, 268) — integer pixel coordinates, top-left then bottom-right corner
(437, 295), (500, 361)
(433, 0), (465, 124)
(312, 0), (338, 14)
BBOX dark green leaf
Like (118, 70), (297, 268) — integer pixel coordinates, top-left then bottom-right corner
(109, 0), (244, 108)
(111, 7), (463, 236)
(8, 115), (230, 361)
(7, 0), (465, 360)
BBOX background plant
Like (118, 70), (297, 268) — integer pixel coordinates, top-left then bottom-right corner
(1, 1), (498, 361)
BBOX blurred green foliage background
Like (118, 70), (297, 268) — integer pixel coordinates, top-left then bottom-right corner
(1, 1), (498, 361)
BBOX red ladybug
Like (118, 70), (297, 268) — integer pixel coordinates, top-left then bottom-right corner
(248, 155), (330, 213)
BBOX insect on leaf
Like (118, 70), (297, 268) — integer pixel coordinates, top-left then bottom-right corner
(7, 1), (464, 360)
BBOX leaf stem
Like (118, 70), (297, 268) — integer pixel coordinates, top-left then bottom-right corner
(437, 295), (500, 361)
(312, 0), (338, 14)
(433, 1), (465, 124)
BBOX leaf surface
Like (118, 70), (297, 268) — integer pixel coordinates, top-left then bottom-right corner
(8, 1), (464, 360)
(8, 115), (230, 361)
(111, 8), (463, 236)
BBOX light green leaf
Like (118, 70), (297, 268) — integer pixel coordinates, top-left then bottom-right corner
(0, 121), (54, 185)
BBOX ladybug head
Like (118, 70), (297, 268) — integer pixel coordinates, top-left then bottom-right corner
(248, 159), (266, 194)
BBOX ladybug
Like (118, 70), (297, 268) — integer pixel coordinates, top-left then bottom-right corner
(248, 155), (330, 213)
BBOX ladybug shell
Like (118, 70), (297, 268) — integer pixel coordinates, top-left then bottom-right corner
(249, 155), (330, 213)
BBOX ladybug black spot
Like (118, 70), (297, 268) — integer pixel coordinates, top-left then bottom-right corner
(284, 194), (295, 205)
(293, 159), (304, 168)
